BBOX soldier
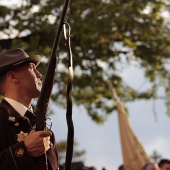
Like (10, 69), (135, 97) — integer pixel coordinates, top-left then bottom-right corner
(0, 48), (59, 170)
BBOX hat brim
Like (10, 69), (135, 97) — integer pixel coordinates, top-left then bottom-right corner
(13, 55), (41, 67)
(0, 55), (41, 76)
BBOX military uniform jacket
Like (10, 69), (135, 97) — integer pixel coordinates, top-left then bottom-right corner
(0, 99), (59, 170)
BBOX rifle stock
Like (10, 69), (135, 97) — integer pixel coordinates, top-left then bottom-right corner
(35, 0), (72, 169)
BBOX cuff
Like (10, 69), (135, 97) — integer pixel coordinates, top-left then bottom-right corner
(9, 141), (35, 169)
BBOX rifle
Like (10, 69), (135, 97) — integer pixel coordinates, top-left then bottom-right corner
(35, 0), (73, 169)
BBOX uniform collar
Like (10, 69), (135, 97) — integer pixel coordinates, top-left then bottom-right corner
(0, 99), (24, 124)
(4, 97), (28, 117)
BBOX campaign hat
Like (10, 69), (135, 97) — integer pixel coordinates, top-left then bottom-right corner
(0, 48), (41, 75)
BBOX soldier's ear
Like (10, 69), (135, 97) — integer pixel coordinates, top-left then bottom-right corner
(7, 71), (20, 83)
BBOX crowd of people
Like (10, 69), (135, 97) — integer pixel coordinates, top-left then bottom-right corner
(118, 158), (170, 170)
(142, 159), (170, 170)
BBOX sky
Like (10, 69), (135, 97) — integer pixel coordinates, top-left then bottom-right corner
(49, 63), (170, 170)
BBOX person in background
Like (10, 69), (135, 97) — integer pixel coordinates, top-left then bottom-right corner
(142, 162), (159, 170)
(0, 48), (59, 170)
(158, 159), (170, 170)
(118, 164), (124, 170)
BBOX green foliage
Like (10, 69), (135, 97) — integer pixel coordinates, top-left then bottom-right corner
(0, 0), (170, 123)
(57, 140), (85, 164)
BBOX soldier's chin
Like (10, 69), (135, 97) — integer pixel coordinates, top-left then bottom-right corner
(34, 89), (41, 98)
(37, 84), (42, 91)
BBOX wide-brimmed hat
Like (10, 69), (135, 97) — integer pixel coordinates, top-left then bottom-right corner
(0, 48), (41, 75)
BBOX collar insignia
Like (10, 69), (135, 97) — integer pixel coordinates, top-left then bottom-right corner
(8, 116), (15, 122)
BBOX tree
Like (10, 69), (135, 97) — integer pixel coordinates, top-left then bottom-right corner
(57, 140), (85, 164)
(0, 0), (170, 123)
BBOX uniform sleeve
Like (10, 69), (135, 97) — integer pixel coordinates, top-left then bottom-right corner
(0, 141), (35, 170)
(0, 111), (35, 170)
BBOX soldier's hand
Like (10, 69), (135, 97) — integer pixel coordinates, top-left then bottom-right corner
(24, 130), (52, 157)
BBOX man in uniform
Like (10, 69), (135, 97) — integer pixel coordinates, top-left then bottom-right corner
(0, 48), (59, 169)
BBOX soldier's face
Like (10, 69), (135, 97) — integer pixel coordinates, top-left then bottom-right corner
(16, 63), (42, 98)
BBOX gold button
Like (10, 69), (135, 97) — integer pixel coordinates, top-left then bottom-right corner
(15, 148), (24, 157)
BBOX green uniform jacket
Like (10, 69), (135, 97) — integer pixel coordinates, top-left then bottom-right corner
(0, 99), (59, 170)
